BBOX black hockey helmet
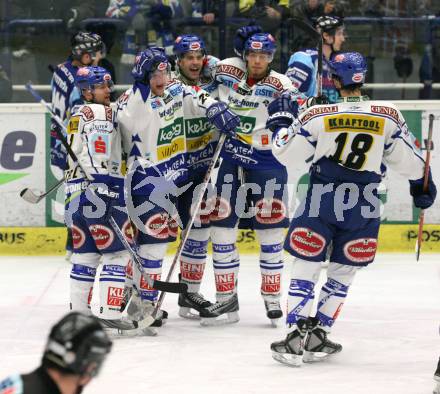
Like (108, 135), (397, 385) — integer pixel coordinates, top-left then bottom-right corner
(42, 312), (112, 377)
(315, 16), (344, 35)
(71, 32), (103, 60)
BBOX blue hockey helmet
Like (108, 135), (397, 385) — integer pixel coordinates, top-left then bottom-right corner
(328, 52), (367, 87)
(244, 33), (277, 59)
(173, 35), (206, 58)
(76, 66), (113, 91)
(131, 47), (170, 83)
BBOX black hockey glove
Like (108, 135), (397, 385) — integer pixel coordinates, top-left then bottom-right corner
(409, 170), (437, 209)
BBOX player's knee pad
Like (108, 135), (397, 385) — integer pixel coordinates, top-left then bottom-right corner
(316, 262), (359, 330)
(211, 226), (240, 300)
(286, 258), (322, 325)
(180, 228), (210, 292)
(96, 251), (130, 320)
(70, 253), (100, 312)
(135, 243), (168, 301)
(257, 229), (284, 299)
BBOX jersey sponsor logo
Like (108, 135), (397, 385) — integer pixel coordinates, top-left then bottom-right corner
(301, 105), (338, 123)
(255, 198), (286, 224)
(289, 227), (326, 257)
(371, 105), (400, 123)
(236, 115), (256, 135)
(343, 238), (377, 263)
(324, 115), (385, 135)
(210, 197), (232, 221)
(185, 117), (213, 138)
(87, 120), (114, 133)
(140, 273), (161, 290)
(261, 75), (283, 91)
(157, 119), (185, 160)
(89, 224), (114, 250)
(168, 84), (183, 97)
(255, 88), (274, 97)
(261, 273), (281, 293)
(107, 286), (124, 306)
(215, 272), (235, 292)
(261, 134), (269, 145)
(181, 261), (205, 281)
(67, 116), (80, 134)
(213, 243), (234, 253)
(72, 225), (86, 249)
(80, 106), (95, 121)
(145, 212), (169, 239)
(217, 64), (245, 80)
(158, 100), (183, 119)
(122, 220), (137, 244)
(229, 96), (259, 110)
(91, 134), (109, 155)
(151, 98), (163, 109)
(105, 106), (113, 121)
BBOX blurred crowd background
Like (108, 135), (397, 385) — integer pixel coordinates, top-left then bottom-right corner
(2, 0), (440, 102)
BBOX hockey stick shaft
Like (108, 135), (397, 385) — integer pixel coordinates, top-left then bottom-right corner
(108, 216), (187, 293)
(25, 82), (92, 181)
(152, 133), (227, 318)
(416, 113), (434, 261)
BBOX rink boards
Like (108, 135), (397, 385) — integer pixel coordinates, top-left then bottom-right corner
(1, 101), (440, 254)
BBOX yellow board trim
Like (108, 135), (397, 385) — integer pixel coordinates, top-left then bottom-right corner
(1, 225), (440, 256)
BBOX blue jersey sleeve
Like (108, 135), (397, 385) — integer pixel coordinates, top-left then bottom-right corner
(0, 374), (24, 394)
(286, 52), (316, 97)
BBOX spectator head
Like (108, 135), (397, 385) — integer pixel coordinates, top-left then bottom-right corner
(42, 312), (112, 388)
(71, 32), (104, 66)
(173, 35), (207, 83)
(244, 33), (277, 78)
(315, 16), (345, 51)
(76, 66), (114, 106)
(132, 47), (171, 96)
(328, 51), (367, 92)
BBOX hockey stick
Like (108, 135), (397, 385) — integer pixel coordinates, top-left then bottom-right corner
(151, 133), (228, 321)
(25, 82), (185, 294)
(415, 113), (434, 261)
(290, 18), (323, 95)
(108, 215), (187, 294)
(20, 177), (64, 204)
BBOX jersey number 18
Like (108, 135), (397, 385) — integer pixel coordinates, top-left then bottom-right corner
(329, 132), (374, 170)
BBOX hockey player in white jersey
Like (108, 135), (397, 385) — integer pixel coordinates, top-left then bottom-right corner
(266, 52), (437, 366)
(116, 47), (240, 324)
(172, 35), (220, 318)
(64, 66), (131, 327)
(200, 29), (300, 326)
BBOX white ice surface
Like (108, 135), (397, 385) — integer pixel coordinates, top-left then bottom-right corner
(0, 254), (439, 394)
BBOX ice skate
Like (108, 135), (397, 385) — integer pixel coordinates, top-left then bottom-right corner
(200, 294), (239, 326)
(264, 299), (283, 327)
(178, 292), (213, 319)
(303, 318), (342, 363)
(270, 319), (308, 367)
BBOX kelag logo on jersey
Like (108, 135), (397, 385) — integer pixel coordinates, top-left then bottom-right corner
(185, 117), (214, 152)
(157, 118), (185, 160)
(237, 116), (256, 135)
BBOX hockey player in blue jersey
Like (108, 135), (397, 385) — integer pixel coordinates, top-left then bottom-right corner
(51, 32), (103, 261)
(267, 52), (437, 366)
(201, 30), (300, 326)
(172, 35), (220, 318)
(286, 16), (345, 103)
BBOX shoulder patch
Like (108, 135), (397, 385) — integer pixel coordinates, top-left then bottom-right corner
(371, 105), (399, 123)
(104, 106), (113, 121)
(301, 105), (339, 123)
(260, 75), (283, 91)
(80, 105), (95, 121)
(216, 64), (245, 80)
(67, 115), (80, 134)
